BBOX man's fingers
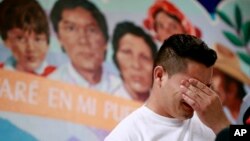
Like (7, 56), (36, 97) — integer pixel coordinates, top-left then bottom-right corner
(180, 85), (203, 101)
(188, 78), (212, 96)
(180, 78), (215, 111)
(182, 93), (199, 110)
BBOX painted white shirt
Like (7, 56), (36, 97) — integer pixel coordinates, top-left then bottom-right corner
(1, 56), (54, 76)
(223, 106), (237, 124)
(48, 62), (121, 94)
(105, 105), (215, 141)
(112, 84), (132, 100)
(237, 94), (250, 124)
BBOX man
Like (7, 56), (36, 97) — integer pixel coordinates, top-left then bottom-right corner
(0, 0), (55, 76)
(105, 34), (229, 141)
(212, 43), (250, 124)
(49, 0), (119, 93)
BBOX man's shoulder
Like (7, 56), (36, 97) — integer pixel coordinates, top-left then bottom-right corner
(116, 106), (144, 126)
(105, 107), (144, 141)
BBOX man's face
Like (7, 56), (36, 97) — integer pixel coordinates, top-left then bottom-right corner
(57, 7), (107, 72)
(116, 33), (153, 98)
(154, 11), (185, 42)
(5, 28), (48, 72)
(158, 60), (213, 120)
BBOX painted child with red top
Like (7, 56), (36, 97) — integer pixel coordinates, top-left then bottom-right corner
(144, 0), (201, 43)
(0, 0), (55, 77)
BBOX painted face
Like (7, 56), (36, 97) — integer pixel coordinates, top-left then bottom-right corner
(212, 68), (226, 104)
(116, 33), (154, 99)
(58, 7), (107, 72)
(5, 28), (48, 72)
(154, 11), (185, 42)
(158, 60), (213, 120)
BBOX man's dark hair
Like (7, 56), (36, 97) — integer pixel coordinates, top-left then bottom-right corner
(154, 34), (217, 76)
(50, 0), (109, 41)
(112, 21), (158, 69)
(0, 0), (50, 43)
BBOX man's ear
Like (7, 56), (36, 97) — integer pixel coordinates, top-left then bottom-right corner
(153, 66), (167, 87)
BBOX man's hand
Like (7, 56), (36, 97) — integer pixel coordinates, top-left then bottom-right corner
(180, 78), (230, 134)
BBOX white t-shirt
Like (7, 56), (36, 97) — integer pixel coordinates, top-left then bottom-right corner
(105, 105), (215, 141)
